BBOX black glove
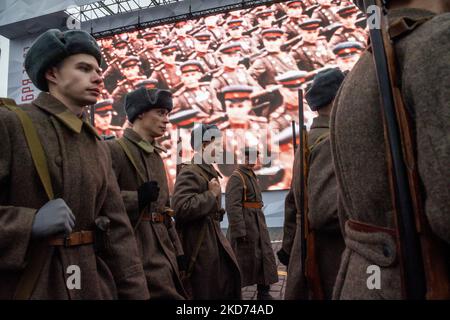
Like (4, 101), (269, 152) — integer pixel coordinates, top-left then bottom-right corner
(277, 248), (290, 267)
(138, 181), (160, 212)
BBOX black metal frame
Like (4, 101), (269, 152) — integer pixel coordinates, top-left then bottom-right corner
(90, 0), (285, 39)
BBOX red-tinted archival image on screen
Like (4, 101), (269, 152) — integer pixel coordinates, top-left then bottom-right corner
(94, 0), (367, 192)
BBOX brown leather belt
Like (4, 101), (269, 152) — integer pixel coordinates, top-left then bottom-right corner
(243, 201), (263, 209)
(141, 212), (165, 223)
(48, 231), (94, 247)
(347, 219), (397, 238)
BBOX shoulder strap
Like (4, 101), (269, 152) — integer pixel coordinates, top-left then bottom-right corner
(181, 164), (217, 278)
(388, 16), (433, 41)
(0, 99), (54, 200)
(0, 98), (54, 300)
(308, 132), (330, 153)
(116, 138), (147, 184)
(116, 138), (150, 230)
(233, 170), (248, 202)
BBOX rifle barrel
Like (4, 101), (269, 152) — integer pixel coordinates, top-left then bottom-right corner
(365, 0), (426, 299)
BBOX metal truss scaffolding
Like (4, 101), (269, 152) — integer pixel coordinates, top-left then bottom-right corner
(65, 0), (282, 38)
(66, 0), (182, 23)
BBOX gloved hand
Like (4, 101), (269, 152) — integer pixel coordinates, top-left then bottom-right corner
(276, 248), (290, 267)
(138, 181), (160, 212)
(208, 179), (221, 198)
(31, 198), (76, 239)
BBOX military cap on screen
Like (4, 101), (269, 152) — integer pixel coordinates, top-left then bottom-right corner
(333, 41), (364, 57)
(124, 87), (173, 123)
(180, 60), (204, 73)
(24, 29), (102, 92)
(222, 85), (253, 101)
(228, 19), (244, 29)
(114, 39), (128, 48)
(275, 70), (308, 88)
(299, 19), (322, 30)
(95, 99), (117, 116)
(286, 1), (305, 8)
(135, 78), (158, 89)
(305, 67), (345, 111)
(337, 5), (359, 17)
(142, 31), (158, 39)
(256, 9), (275, 18)
(160, 44), (178, 54)
(190, 123), (221, 151)
(174, 20), (187, 28)
(219, 42), (242, 54)
(261, 28), (284, 39)
(121, 56), (141, 68)
(194, 32), (212, 41)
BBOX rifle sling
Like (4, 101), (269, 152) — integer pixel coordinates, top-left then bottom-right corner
(308, 132), (330, 153)
(182, 164), (215, 278)
(0, 98), (55, 300)
(116, 138), (150, 230)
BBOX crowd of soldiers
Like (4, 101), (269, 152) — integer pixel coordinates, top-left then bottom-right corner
(94, 0), (368, 190)
(0, 0), (448, 302)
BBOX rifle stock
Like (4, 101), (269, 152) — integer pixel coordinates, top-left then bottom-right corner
(298, 90), (324, 300)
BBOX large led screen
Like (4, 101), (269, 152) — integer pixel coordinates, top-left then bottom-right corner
(94, 0), (368, 192)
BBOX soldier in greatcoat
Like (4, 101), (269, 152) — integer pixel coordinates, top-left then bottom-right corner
(330, 0), (450, 299)
(172, 124), (242, 300)
(106, 88), (188, 299)
(225, 147), (279, 300)
(0, 29), (148, 300)
(281, 68), (346, 300)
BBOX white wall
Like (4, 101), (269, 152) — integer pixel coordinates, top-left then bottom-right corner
(0, 35), (9, 96)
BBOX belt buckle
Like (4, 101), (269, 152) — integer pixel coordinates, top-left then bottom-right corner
(151, 212), (160, 223)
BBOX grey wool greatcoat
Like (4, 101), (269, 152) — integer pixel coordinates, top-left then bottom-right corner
(107, 128), (187, 299)
(172, 162), (242, 300)
(283, 115), (344, 300)
(0, 92), (149, 299)
(330, 8), (450, 299)
(225, 165), (278, 287)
